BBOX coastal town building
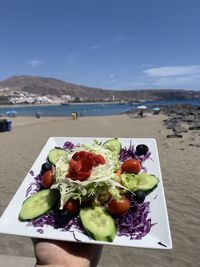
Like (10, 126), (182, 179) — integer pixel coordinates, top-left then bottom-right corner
(0, 87), (116, 105)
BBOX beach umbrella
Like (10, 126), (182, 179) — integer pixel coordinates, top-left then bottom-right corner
(152, 107), (161, 115)
(153, 107), (160, 111)
(10, 110), (18, 116)
(7, 110), (18, 114)
(136, 105), (148, 110)
(6, 110), (18, 116)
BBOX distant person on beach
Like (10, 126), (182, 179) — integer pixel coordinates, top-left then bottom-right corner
(35, 112), (41, 118)
(138, 110), (143, 118)
(33, 239), (102, 267)
(72, 112), (78, 120)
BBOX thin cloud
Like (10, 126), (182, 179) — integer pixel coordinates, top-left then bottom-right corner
(142, 65), (200, 88)
(143, 65), (200, 77)
(88, 42), (108, 50)
(29, 60), (41, 67)
(87, 36), (133, 51)
(152, 74), (200, 86)
(114, 36), (133, 42)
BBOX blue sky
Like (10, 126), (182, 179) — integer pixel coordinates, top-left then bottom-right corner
(0, 0), (200, 90)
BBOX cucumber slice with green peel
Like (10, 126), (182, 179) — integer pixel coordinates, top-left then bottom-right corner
(121, 173), (159, 192)
(102, 138), (122, 156)
(136, 173), (159, 191)
(102, 138), (122, 171)
(48, 148), (68, 165)
(19, 189), (59, 220)
(80, 206), (116, 242)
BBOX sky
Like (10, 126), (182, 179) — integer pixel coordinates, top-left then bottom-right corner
(0, 0), (200, 91)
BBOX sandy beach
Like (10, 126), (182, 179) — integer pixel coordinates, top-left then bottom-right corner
(0, 113), (200, 267)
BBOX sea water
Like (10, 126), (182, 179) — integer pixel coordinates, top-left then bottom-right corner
(0, 99), (199, 117)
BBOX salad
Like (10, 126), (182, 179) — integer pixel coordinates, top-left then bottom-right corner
(19, 138), (159, 242)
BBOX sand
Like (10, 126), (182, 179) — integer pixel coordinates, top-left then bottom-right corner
(0, 113), (200, 267)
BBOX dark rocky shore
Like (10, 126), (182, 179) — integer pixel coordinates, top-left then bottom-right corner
(161, 105), (200, 142)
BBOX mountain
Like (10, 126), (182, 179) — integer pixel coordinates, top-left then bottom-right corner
(0, 75), (200, 101)
(0, 75), (109, 99)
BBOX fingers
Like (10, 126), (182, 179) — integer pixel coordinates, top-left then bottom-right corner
(31, 238), (103, 267)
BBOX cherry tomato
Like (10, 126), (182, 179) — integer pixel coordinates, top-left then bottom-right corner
(107, 197), (130, 216)
(63, 199), (80, 214)
(42, 170), (54, 188)
(121, 159), (141, 174)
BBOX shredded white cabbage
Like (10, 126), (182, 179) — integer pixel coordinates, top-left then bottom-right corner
(52, 142), (118, 208)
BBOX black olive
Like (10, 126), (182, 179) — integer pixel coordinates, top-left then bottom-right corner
(54, 210), (72, 227)
(41, 162), (52, 174)
(133, 190), (146, 204)
(136, 144), (149, 156)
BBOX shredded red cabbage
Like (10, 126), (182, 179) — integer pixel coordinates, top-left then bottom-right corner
(26, 174), (43, 197)
(116, 194), (152, 239)
(27, 209), (57, 228)
(27, 209), (85, 236)
(119, 143), (151, 163)
(29, 170), (34, 176)
(63, 141), (75, 150)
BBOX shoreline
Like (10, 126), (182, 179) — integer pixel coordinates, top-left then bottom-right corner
(0, 101), (129, 109)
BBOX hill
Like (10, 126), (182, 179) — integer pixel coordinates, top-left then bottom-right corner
(0, 75), (200, 102)
(0, 75), (109, 99)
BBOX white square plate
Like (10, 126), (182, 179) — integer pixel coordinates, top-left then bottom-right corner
(0, 137), (172, 249)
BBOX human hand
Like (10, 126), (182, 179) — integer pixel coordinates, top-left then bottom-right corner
(33, 239), (102, 267)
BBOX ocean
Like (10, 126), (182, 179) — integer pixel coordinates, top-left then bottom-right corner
(0, 99), (199, 117)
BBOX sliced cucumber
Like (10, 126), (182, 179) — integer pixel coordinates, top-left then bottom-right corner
(136, 173), (159, 191)
(102, 138), (122, 170)
(121, 173), (138, 191)
(102, 138), (122, 157)
(80, 205), (116, 242)
(121, 172), (159, 192)
(48, 148), (68, 165)
(19, 189), (59, 220)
